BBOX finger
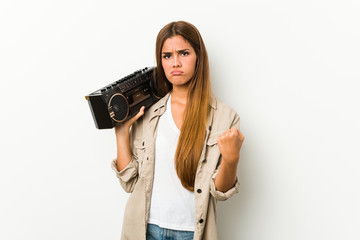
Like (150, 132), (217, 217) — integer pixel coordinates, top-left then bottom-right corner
(237, 129), (245, 141)
(226, 127), (235, 136)
(217, 134), (225, 143)
(232, 127), (239, 135)
(127, 106), (145, 126)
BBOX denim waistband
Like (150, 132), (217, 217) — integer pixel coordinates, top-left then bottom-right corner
(146, 223), (194, 240)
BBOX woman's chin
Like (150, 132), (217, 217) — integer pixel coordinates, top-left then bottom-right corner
(168, 78), (191, 88)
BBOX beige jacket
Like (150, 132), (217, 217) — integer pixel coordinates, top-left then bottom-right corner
(111, 92), (240, 240)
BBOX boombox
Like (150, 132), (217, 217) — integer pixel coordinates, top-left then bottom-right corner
(85, 67), (160, 129)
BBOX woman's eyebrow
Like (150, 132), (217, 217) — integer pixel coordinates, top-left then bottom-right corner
(162, 49), (190, 54)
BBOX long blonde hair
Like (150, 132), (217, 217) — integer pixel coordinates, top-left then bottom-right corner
(153, 21), (211, 191)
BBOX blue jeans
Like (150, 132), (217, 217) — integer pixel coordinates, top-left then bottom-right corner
(146, 223), (194, 240)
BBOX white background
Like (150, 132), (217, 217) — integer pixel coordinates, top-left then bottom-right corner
(1, 0), (359, 239)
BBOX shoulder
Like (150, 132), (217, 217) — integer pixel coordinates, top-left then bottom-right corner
(210, 96), (240, 130)
(212, 96), (239, 120)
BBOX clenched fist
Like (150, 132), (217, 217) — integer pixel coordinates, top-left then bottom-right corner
(217, 126), (245, 165)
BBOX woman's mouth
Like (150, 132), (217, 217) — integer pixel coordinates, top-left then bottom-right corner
(171, 70), (184, 75)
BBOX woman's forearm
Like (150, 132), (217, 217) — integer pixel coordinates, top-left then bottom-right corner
(214, 157), (238, 192)
(215, 126), (244, 193)
(114, 106), (145, 172)
(115, 128), (132, 172)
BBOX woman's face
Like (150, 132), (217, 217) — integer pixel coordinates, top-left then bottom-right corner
(161, 35), (197, 88)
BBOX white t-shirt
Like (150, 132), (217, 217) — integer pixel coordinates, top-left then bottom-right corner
(148, 95), (195, 231)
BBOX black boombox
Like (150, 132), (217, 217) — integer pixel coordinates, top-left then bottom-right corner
(85, 67), (160, 129)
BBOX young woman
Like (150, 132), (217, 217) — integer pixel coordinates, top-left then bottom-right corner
(111, 21), (245, 240)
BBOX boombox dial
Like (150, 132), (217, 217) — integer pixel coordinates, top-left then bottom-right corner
(108, 93), (129, 122)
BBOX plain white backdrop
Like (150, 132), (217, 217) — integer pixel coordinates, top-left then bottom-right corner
(1, 0), (359, 239)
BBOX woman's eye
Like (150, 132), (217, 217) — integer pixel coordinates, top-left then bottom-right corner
(163, 54), (171, 59)
(181, 52), (189, 56)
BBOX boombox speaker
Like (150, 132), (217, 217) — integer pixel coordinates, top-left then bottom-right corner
(85, 67), (160, 129)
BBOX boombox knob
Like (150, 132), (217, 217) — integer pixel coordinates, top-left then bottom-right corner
(108, 93), (129, 122)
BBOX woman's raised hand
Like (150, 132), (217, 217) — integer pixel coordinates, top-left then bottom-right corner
(217, 127), (245, 165)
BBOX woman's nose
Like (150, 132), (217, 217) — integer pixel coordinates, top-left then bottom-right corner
(172, 55), (181, 67)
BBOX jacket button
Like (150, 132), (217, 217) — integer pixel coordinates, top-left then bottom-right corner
(197, 189), (202, 193)
(199, 218), (204, 223)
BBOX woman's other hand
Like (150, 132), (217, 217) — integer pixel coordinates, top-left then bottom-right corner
(214, 127), (244, 192)
(217, 127), (245, 165)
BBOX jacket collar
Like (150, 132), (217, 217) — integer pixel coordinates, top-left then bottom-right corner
(209, 94), (217, 110)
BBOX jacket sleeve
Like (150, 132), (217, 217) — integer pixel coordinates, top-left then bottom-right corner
(111, 157), (139, 193)
(210, 169), (240, 201)
(209, 112), (241, 201)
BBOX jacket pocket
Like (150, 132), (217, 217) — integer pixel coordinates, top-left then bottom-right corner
(204, 131), (223, 174)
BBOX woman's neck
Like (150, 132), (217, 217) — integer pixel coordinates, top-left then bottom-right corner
(171, 85), (189, 106)
(170, 85), (188, 130)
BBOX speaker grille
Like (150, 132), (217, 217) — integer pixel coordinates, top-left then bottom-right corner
(108, 93), (129, 122)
